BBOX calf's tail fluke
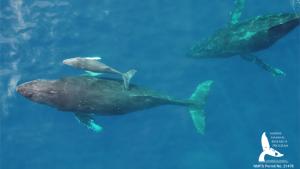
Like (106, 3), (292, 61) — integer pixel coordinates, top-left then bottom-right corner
(189, 80), (214, 134)
(122, 69), (137, 90)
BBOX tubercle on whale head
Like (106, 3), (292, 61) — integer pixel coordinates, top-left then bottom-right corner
(62, 57), (81, 66)
(16, 80), (59, 105)
(63, 57), (95, 70)
(187, 40), (220, 58)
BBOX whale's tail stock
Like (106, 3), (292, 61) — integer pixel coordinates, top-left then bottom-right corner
(188, 80), (214, 134)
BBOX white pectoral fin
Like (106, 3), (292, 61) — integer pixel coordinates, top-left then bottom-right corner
(230, 0), (245, 24)
(240, 54), (286, 77)
(271, 68), (286, 77)
(84, 71), (102, 77)
(74, 113), (103, 132)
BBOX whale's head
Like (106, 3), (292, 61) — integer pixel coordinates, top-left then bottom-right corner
(16, 79), (59, 106)
(63, 56), (101, 69)
(63, 57), (81, 67)
(187, 38), (226, 58)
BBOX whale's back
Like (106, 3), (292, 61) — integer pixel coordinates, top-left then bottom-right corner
(37, 76), (179, 115)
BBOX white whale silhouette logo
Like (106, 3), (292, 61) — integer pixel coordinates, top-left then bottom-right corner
(259, 132), (284, 162)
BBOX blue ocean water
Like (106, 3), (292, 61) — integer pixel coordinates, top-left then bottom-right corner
(1, 0), (300, 169)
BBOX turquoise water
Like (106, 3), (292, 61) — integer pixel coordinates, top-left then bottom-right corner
(1, 0), (300, 169)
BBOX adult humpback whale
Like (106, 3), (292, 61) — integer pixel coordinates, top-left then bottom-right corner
(188, 12), (300, 76)
(16, 76), (213, 134)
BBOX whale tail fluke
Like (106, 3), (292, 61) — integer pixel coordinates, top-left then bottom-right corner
(122, 69), (137, 90)
(188, 80), (214, 134)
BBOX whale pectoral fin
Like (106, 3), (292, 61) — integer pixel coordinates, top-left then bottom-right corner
(240, 54), (286, 77)
(82, 71), (102, 77)
(230, 0), (245, 24)
(74, 113), (103, 132)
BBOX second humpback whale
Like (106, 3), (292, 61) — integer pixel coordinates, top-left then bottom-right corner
(16, 76), (213, 134)
(188, 13), (300, 76)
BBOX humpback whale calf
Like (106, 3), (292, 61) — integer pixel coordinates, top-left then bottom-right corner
(188, 12), (300, 76)
(63, 57), (136, 90)
(16, 76), (213, 134)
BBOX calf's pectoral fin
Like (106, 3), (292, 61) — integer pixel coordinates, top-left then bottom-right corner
(74, 113), (103, 132)
(240, 54), (286, 77)
(83, 71), (102, 77)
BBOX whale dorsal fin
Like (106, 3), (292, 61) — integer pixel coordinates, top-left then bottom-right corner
(74, 113), (102, 132)
(261, 132), (270, 151)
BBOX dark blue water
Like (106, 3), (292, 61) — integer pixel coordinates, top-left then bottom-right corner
(1, 0), (299, 169)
